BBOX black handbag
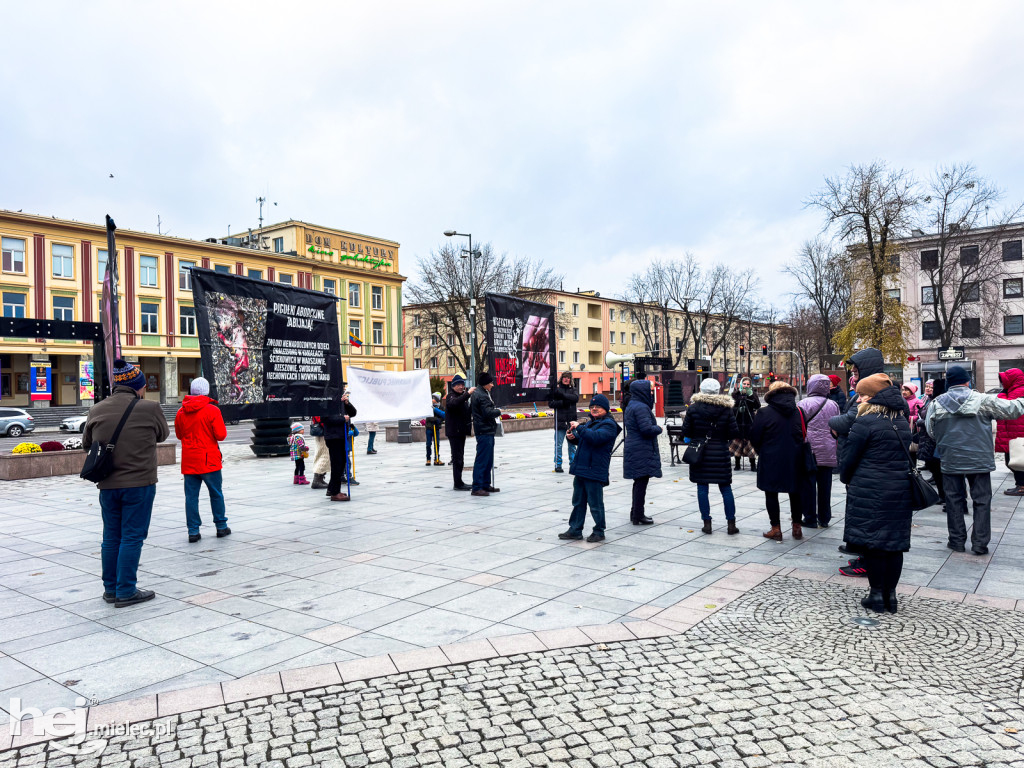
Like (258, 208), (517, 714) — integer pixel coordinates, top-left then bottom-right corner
(683, 419), (717, 465)
(310, 417), (325, 437)
(80, 397), (140, 483)
(892, 422), (940, 511)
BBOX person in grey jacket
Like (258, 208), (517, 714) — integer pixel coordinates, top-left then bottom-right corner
(927, 365), (1024, 555)
(470, 371), (502, 496)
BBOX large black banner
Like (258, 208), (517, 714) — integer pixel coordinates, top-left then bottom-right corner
(191, 268), (343, 419)
(485, 292), (557, 407)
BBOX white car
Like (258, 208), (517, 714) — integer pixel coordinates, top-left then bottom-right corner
(60, 415), (88, 433)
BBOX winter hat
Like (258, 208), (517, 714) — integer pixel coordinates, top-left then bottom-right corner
(769, 380), (790, 392)
(827, 374), (842, 387)
(902, 383), (918, 395)
(946, 365), (971, 387)
(291, 423), (304, 433)
(590, 393), (611, 412)
(451, 374), (466, 387)
(699, 378), (721, 394)
(113, 358), (146, 391)
(432, 392), (441, 402)
(190, 377), (210, 396)
(560, 371), (573, 381)
(855, 373), (892, 398)
(477, 371), (494, 386)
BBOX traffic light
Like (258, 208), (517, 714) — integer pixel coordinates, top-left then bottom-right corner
(768, 371), (775, 382)
(739, 344), (745, 357)
(761, 344), (768, 355)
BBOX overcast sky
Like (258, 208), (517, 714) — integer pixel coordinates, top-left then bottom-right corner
(4, 1), (1024, 303)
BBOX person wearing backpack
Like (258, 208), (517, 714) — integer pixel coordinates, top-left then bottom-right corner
(83, 359), (169, 608)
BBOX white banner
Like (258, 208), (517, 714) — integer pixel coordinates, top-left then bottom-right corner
(346, 367), (433, 422)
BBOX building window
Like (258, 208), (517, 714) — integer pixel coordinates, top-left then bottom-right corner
(248, 269), (263, 280)
(572, 303), (579, 316)
(886, 288), (901, 303)
(214, 264), (231, 275)
(960, 245), (979, 267)
(920, 250), (939, 270)
(430, 356), (438, 368)
(414, 358), (422, 369)
(140, 302), (159, 333)
(1, 237), (25, 273)
(631, 333), (637, 345)
(179, 261), (195, 290)
(557, 301), (565, 313)
(447, 355), (456, 367)
(413, 336), (421, 348)
(348, 282), (361, 307)
(179, 306), (196, 336)
(621, 332), (625, 344)
(573, 328), (579, 341)
(372, 322), (384, 345)
(413, 314), (420, 327)
(2, 292), (26, 318)
(137, 255), (158, 286)
(52, 243), (74, 278)
(1004, 279), (1023, 299)
(559, 328), (565, 340)
(447, 333), (455, 346)
(279, 273), (292, 285)
(573, 351), (580, 363)
(675, 318), (682, 329)
(609, 309), (615, 322)
(961, 317), (981, 338)
(273, 237), (284, 253)
(323, 279), (336, 295)
(97, 249), (109, 281)
(559, 351), (566, 364)
(52, 296), (74, 322)
(609, 333), (615, 345)
(1005, 315), (1024, 336)
(1003, 241), (1023, 262)
(922, 286), (936, 304)
(962, 282), (980, 302)
(371, 286), (383, 310)
(430, 334), (437, 346)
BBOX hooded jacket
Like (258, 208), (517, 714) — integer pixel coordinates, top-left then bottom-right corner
(444, 375), (473, 438)
(548, 374), (580, 429)
(798, 374), (840, 468)
(840, 385), (914, 552)
(569, 413), (622, 485)
(683, 391), (740, 486)
(471, 386), (502, 436)
(750, 384), (804, 493)
(174, 394), (227, 475)
(995, 369), (1024, 453)
(623, 380), (663, 480)
(731, 388), (761, 439)
(830, 348), (907, 466)
(927, 385), (1024, 474)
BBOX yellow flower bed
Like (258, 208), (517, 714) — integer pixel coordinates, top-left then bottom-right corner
(12, 442), (41, 454)
(514, 413), (526, 419)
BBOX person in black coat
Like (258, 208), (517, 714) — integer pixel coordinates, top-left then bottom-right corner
(623, 380), (662, 526)
(548, 371), (580, 472)
(684, 378), (741, 535)
(916, 378), (945, 498)
(323, 390), (358, 502)
(730, 377), (760, 471)
(841, 373), (914, 614)
(470, 372), (502, 495)
(444, 374), (475, 491)
(750, 382), (804, 541)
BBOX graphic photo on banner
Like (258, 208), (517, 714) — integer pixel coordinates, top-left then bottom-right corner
(190, 268), (343, 420)
(484, 293), (557, 406)
(30, 361), (52, 401)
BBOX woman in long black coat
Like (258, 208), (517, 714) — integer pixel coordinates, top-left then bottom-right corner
(749, 382), (804, 541)
(730, 377), (761, 471)
(623, 380), (662, 525)
(683, 379), (740, 535)
(323, 391), (358, 502)
(841, 373), (914, 614)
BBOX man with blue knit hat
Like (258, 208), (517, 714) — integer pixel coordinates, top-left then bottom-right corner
(928, 364), (1024, 555)
(83, 359), (170, 607)
(558, 393), (622, 543)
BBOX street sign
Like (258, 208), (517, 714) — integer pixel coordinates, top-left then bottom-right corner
(937, 346), (966, 361)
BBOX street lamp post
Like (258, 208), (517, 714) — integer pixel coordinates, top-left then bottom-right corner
(443, 231), (480, 385)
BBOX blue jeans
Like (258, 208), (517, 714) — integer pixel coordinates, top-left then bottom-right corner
(473, 434), (495, 490)
(100, 485), (156, 599)
(697, 483), (736, 520)
(184, 471), (228, 535)
(554, 429), (577, 468)
(568, 476), (606, 535)
(367, 432), (376, 452)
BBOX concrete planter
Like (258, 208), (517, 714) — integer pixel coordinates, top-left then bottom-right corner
(0, 442), (178, 481)
(385, 412), (622, 443)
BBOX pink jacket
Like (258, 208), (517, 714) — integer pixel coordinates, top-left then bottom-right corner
(902, 384), (923, 425)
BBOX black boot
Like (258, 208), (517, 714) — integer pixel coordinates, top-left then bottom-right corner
(734, 457), (741, 470)
(311, 473), (328, 489)
(749, 458), (757, 471)
(884, 591), (898, 614)
(861, 589), (886, 613)
(702, 519), (713, 534)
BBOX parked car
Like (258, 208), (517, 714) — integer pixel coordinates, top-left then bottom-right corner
(0, 408), (35, 438)
(60, 415), (88, 433)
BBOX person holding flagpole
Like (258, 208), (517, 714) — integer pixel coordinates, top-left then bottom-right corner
(324, 388), (357, 502)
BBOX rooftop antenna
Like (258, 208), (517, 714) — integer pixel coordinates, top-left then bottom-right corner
(257, 196), (278, 249)
(157, 215), (162, 235)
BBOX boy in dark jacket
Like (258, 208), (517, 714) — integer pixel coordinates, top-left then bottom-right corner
(425, 392), (445, 466)
(558, 394), (622, 543)
(548, 371), (580, 472)
(444, 374), (475, 490)
(470, 372), (502, 495)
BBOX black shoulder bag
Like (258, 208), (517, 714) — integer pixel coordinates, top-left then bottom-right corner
(683, 418), (717, 466)
(80, 397), (140, 483)
(891, 421), (940, 511)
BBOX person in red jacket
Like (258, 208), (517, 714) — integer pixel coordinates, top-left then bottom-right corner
(174, 377), (230, 542)
(995, 368), (1024, 496)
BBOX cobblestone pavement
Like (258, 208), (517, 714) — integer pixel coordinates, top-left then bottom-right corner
(1, 428), (1023, 720)
(2, 574), (1023, 767)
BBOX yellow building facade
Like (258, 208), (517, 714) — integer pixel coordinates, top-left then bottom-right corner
(0, 211), (405, 407)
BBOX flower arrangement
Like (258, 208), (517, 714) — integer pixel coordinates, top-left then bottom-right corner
(500, 413), (513, 420)
(514, 413), (526, 419)
(62, 437), (83, 450)
(39, 441), (65, 452)
(536, 411), (548, 417)
(12, 443), (41, 454)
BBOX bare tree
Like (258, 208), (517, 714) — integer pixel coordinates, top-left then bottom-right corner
(405, 242), (563, 376)
(916, 163), (1024, 349)
(784, 238), (851, 357)
(781, 303), (822, 383)
(702, 265), (760, 367)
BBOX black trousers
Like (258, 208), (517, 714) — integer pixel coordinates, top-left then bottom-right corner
(294, 458), (305, 476)
(766, 491), (800, 526)
(326, 438), (349, 495)
(631, 477), (650, 518)
(800, 467), (834, 526)
(924, 458), (944, 497)
(449, 435), (467, 486)
(1004, 452), (1024, 486)
(861, 549), (903, 592)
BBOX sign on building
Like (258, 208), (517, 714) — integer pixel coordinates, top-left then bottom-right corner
(937, 346), (966, 361)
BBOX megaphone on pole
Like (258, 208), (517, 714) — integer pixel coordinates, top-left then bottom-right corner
(605, 351), (635, 369)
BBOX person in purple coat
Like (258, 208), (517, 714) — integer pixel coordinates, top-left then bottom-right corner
(798, 374), (841, 527)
